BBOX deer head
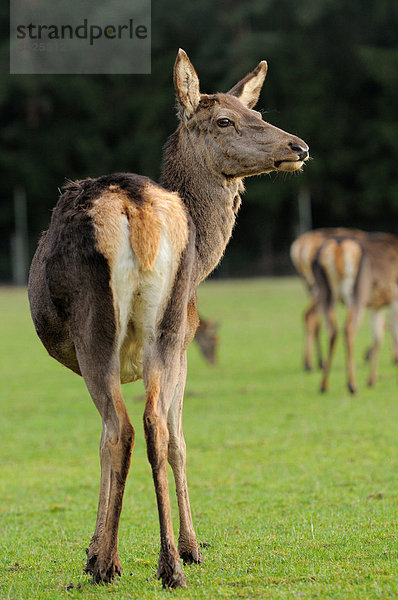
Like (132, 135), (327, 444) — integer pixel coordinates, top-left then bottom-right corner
(174, 49), (309, 178)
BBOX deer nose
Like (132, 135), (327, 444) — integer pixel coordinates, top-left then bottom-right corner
(289, 141), (309, 161)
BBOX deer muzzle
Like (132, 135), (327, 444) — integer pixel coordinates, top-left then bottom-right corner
(274, 138), (309, 172)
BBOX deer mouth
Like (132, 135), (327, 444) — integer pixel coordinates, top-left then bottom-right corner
(274, 159), (305, 172)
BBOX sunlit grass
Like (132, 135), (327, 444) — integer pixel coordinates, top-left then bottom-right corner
(0, 280), (397, 599)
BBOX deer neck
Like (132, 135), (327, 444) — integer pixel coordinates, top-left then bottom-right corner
(160, 128), (243, 283)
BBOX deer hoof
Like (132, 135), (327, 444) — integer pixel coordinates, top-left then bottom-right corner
(179, 545), (203, 565)
(347, 383), (357, 395)
(84, 548), (122, 583)
(157, 554), (187, 589)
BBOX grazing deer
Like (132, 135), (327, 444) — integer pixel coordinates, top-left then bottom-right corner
(194, 316), (219, 365)
(28, 49), (308, 589)
(290, 228), (365, 371)
(312, 232), (398, 393)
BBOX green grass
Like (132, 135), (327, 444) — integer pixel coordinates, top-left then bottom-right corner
(0, 279), (397, 599)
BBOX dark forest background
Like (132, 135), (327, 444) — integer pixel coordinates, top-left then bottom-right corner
(1, 0), (398, 281)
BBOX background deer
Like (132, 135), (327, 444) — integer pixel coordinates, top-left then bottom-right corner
(312, 232), (398, 393)
(194, 316), (219, 365)
(28, 49), (308, 589)
(290, 228), (366, 371)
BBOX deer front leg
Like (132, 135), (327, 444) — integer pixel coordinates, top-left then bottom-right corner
(143, 366), (186, 589)
(168, 352), (202, 565)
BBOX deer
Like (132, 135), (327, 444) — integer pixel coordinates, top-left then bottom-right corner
(290, 228), (366, 371)
(194, 316), (219, 365)
(28, 49), (309, 589)
(312, 232), (398, 393)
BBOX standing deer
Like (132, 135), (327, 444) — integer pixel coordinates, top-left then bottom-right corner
(290, 228), (365, 371)
(312, 232), (398, 393)
(28, 49), (308, 589)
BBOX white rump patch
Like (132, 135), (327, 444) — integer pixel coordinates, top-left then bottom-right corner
(111, 217), (180, 383)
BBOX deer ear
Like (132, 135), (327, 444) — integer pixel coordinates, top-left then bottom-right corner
(228, 61), (268, 109)
(174, 49), (201, 118)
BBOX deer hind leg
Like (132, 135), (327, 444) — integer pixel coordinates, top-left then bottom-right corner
(320, 305), (337, 393)
(345, 303), (366, 394)
(304, 299), (322, 371)
(368, 309), (385, 387)
(167, 352), (202, 565)
(345, 307), (357, 394)
(314, 313), (323, 370)
(75, 341), (134, 583)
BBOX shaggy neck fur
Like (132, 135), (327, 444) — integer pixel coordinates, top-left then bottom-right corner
(161, 125), (244, 283)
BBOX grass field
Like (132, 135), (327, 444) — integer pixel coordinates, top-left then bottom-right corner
(0, 279), (397, 600)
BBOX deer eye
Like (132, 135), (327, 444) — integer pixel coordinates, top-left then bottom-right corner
(217, 117), (233, 128)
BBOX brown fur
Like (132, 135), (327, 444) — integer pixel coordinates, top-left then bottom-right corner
(28, 50), (308, 590)
(89, 189), (131, 267)
(89, 182), (188, 272)
(126, 201), (162, 270)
